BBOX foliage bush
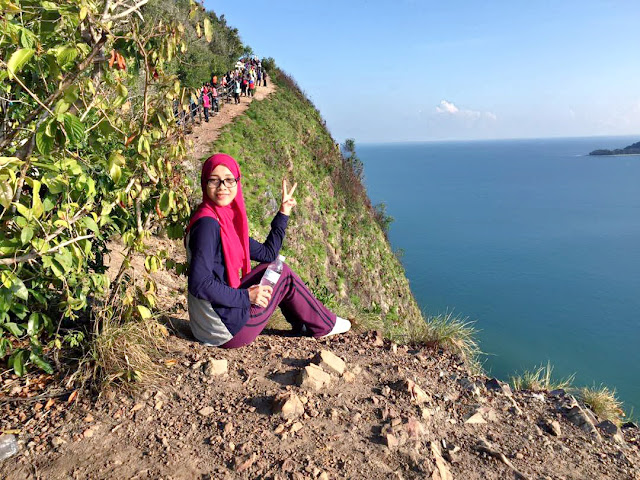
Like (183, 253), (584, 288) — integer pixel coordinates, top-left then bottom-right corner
(0, 0), (238, 376)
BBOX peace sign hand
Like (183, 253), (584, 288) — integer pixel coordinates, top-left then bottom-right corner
(279, 178), (298, 216)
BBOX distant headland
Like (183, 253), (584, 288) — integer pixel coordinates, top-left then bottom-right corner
(589, 140), (640, 155)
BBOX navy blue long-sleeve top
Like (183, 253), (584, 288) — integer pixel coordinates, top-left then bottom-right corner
(187, 212), (288, 335)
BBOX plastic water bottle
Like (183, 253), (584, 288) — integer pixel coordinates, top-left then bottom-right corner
(0, 434), (19, 461)
(259, 255), (285, 288)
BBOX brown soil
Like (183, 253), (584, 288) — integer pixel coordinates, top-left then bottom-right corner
(2, 75), (639, 479)
(2, 332), (639, 479)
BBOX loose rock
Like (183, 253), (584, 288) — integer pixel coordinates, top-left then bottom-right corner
(198, 406), (214, 417)
(204, 358), (228, 376)
(597, 420), (625, 443)
(405, 379), (431, 404)
(298, 364), (331, 391)
(313, 350), (346, 375)
(465, 411), (487, 424)
(273, 392), (305, 420)
(485, 378), (513, 397)
(540, 418), (562, 436)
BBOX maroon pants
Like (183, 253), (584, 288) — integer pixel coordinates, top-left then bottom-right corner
(221, 263), (336, 348)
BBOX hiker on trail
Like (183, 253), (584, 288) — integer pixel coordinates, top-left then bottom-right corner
(202, 85), (211, 122)
(248, 78), (255, 97)
(185, 154), (351, 348)
(233, 78), (241, 104)
(211, 85), (219, 112)
(189, 92), (198, 123)
(241, 76), (248, 96)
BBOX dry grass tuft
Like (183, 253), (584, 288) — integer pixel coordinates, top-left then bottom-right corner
(510, 361), (575, 392)
(395, 312), (481, 371)
(90, 304), (171, 391)
(578, 385), (625, 425)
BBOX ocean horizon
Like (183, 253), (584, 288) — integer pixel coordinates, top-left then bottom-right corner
(358, 135), (640, 415)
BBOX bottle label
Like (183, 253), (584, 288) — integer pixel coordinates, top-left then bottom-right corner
(263, 269), (280, 285)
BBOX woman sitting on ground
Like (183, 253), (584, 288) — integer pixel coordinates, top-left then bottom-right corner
(185, 153), (351, 348)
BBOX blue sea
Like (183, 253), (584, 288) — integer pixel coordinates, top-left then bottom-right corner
(358, 137), (640, 415)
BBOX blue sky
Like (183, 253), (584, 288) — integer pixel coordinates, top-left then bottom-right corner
(206, 0), (640, 143)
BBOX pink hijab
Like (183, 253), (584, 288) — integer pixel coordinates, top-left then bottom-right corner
(186, 153), (251, 288)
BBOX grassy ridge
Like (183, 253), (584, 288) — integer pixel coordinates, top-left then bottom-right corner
(205, 70), (424, 335)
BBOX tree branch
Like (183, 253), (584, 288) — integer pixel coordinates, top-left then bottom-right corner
(0, 235), (94, 266)
(103, 0), (149, 22)
(0, 32), (108, 152)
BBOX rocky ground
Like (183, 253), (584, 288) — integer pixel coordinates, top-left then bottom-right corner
(1, 328), (639, 479)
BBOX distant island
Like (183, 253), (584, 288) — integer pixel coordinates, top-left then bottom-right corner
(589, 140), (640, 155)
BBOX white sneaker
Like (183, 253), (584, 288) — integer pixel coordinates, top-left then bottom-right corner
(319, 317), (351, 338)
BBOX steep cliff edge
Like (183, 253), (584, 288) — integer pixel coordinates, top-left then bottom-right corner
(206, 68), (424, 333)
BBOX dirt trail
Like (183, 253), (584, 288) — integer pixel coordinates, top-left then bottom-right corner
(188, 78), (276, 162)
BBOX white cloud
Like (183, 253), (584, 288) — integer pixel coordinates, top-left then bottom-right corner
(436, 100), (459, 114)
(435, 100), (496, 121)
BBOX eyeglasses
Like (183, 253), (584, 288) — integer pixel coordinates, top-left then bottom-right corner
(207, 177), (239, 188)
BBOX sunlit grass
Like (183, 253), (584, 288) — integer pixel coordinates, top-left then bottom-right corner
(578, 384), (625, 425)
(510, 361), (575, 392)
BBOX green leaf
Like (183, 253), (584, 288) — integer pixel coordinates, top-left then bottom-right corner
(20, 226), (34, 244)
(204, 18), (213, 42)
(0, 338), (11, 358)
(82, 216), (99, 234)
(9, 350), (27, 376)
(0, 183), (13, 209)
(7, 48), (34, 79)
(19, 28), (36, 48)
(35, 128), (54, 156)
(56, 46), (78, 67)
(63, 113), (85, 144)
(109, 163), (121, 184)
(54, 249), (73, 272)
(116, 83), (128, 99)
(3, 322), (24, 337)
(53, 98), (70, 115)
(0, 156), (22, 167)
(108, 151), (126, 167)
(29, 352), (53, 374)
(28, 179), (44, 219)
(137, 305), (152, 319)
(27, 313), (40, 336)
(158, 191), (170, 215)
(14, 202), (32, 220)
(11, 276), (28, 301)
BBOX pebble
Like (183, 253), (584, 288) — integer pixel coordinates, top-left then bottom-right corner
(198, 406), (214, 417)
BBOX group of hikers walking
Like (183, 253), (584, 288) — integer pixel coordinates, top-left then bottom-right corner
(177, 57), (267, 126)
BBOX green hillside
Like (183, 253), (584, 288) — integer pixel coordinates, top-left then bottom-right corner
(202, 68), (424, 336)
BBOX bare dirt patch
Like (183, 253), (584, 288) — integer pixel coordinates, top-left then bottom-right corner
(2, 331), (639, 479)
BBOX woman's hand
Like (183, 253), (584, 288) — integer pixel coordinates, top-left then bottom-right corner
(279, 178), (297, 216)
(248, 285), (273, 308)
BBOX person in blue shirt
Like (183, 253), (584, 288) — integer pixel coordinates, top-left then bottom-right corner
(185, 153), (351, 348)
